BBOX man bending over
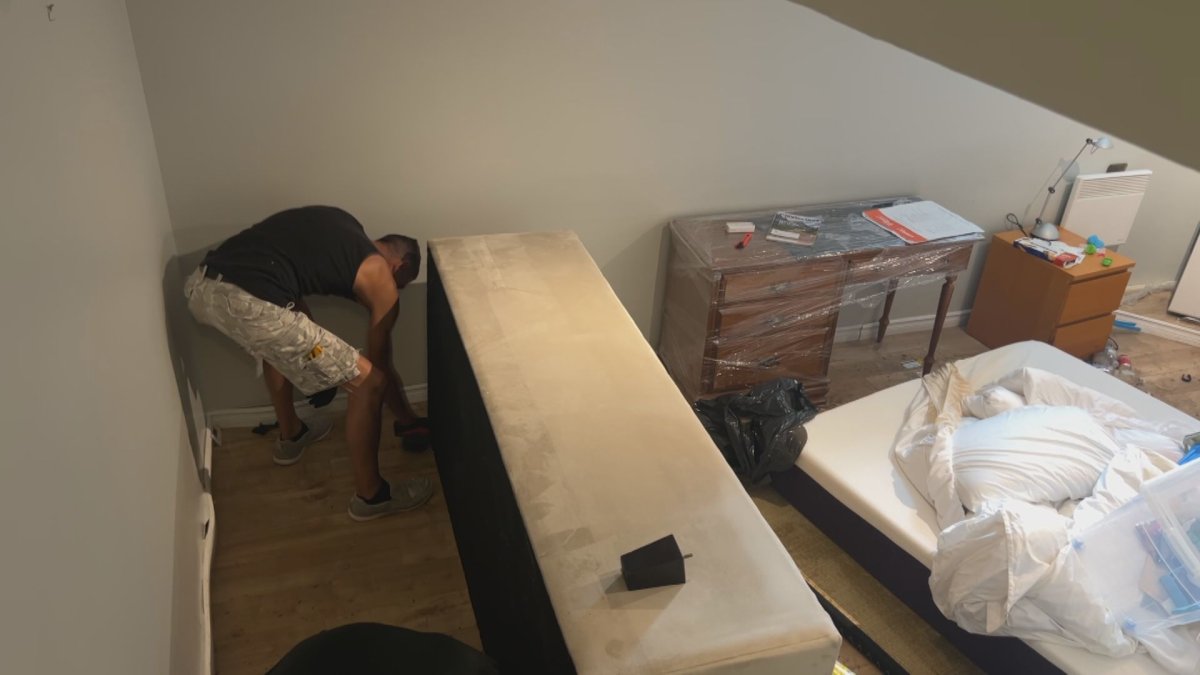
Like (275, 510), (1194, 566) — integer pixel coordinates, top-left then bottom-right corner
(185, 205), (433, 520)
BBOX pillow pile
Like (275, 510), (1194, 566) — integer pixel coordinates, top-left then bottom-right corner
(952, 405), (1120, 511)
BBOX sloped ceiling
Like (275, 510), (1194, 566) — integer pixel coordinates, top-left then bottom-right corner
(790, 0), (1200, 171)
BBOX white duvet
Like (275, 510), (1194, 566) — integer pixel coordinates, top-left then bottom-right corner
(893, 365), (1200, 673)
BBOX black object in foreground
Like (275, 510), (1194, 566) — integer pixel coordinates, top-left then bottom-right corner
(693, 378), (816, 485)
(621, 534), (688, 591)
(266, 622), (498, 675)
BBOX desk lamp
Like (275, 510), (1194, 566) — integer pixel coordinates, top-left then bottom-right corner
(1030, 136), (1113, 241)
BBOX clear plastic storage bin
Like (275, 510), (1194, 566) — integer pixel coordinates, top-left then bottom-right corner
(1072, 459), (1200, 637)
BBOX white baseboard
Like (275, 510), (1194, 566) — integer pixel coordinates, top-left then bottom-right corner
(834, 309), (971, 344)
(199, 428), (215, 675)
(1115, 309), (1200, 348)
(207, 383), (428, 429)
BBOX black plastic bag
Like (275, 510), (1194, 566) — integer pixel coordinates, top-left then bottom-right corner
(693, 378), (817, 485)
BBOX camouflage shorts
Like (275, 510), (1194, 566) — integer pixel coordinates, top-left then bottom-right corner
(184, 267), (361, 395)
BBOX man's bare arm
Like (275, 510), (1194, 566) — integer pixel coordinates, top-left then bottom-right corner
(354, 257), (418, 423)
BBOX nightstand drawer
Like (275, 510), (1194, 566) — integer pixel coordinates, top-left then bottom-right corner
(721, 260), (845, 304)
(711, 330), (829, 391)
(1052, 314), (1115, 358)
(1060, 271), (1131, 325)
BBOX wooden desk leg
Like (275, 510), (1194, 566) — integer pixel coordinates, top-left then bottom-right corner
(876, 279), (900, 343)
(923, 273), (958, 375)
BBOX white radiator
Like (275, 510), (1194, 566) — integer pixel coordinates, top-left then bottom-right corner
(1060, 169), (1152, 246)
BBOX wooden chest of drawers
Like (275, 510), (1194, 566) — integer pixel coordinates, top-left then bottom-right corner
(965, 230), (1135, 358)
(658, 199), (979, 408)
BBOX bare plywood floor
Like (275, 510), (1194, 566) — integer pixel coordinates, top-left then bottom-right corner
(1122, 288), (1200, 337)
(210, 328), (1200, 675)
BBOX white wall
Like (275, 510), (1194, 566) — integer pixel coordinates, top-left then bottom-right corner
(0, 1), (206, 673)
(125, 0), (1200, 410)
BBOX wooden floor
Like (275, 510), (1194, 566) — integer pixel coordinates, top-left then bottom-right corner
(210, 327), (1200, 675)
(210, 403), (479, 675)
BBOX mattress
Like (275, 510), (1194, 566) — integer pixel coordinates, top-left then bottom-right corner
(798, 340), (1199, 674)
(431, 231), (841, 674)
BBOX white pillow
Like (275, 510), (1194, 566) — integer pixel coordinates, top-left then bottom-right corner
(962, 385), (1026, 419)
(952, 405), (1120, 512)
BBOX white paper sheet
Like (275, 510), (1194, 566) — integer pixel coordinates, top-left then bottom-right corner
(864, 200), (984, 244)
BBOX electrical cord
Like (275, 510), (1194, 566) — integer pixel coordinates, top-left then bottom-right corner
(1005, 212), (1028, 237)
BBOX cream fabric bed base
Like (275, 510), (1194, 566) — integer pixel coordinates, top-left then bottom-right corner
(798, 340), (1199, 675)
(432, 231), (841, 674)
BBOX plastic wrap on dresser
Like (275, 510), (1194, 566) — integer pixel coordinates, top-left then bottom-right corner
(658, 197), (981, 406)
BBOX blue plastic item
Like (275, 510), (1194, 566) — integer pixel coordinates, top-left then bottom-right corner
(1088, 234), (1107, 249)
(1181, 444), (1200, 466)
(1161, 573), (1200, 615)
(1114, 319), (1142, 332)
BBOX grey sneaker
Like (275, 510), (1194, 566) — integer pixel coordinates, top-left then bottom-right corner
(273, 418), (333, 466)
(348, 477), (435, 521)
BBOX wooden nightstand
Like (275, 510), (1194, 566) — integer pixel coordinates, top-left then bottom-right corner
(966, 229), (1135, 358)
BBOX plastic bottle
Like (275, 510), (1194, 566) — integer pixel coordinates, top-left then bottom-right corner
(1114, 355), (1144, 388)
(1092, 341), (1119, 373)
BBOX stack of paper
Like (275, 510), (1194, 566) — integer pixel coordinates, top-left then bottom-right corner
(863, 201), (982, 244)
(1014, 237), (1085, 268)
(766, 211), (823, 246)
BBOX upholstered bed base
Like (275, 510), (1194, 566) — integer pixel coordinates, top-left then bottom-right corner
(771, 466), (1058, 674)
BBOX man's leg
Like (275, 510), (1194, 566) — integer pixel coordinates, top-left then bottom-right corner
(341, 353), (434, 520)
(266, 361), (334, 466)
(264, 361), (305, 441)
(343, 354), (388, 499)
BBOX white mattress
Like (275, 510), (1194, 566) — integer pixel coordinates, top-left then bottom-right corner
(798, 340), (1199, 675)
(432, 231), (841, 674)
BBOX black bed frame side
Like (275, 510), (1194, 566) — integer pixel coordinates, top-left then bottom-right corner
(771, 466), (1063, 675)
(427, 254), (576, 674)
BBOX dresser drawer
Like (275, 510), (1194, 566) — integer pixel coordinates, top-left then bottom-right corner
(1052, 314), (1115, 358)
(717, 296), (839, 340)
(710, 330), (829, 391)
(847, 244), (972, 286)
(721, 260), (846, 304)
(1059, 271), (1131, 325)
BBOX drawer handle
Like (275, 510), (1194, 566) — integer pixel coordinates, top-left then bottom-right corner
(769, 282), (791, 293)
(765, 316), (785, 328)
(759, 355), (782, 369)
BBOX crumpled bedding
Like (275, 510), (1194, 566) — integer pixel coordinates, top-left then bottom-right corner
(893, 364), (1200, 673)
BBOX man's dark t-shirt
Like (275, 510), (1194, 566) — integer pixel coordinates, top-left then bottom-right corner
(202, 205), (378, 307)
